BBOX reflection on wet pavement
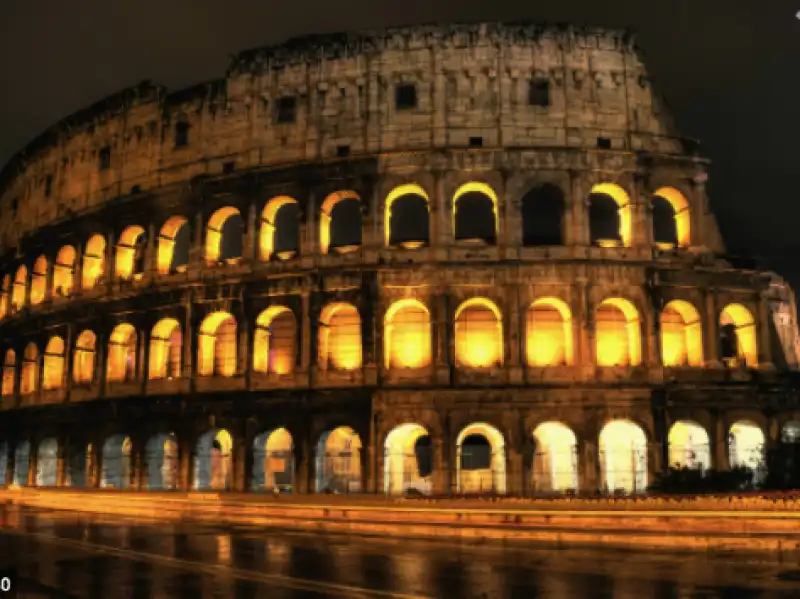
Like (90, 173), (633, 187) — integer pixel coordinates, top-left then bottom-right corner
(0, 503), (799, 598)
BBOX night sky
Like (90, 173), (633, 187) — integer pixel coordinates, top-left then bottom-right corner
(0, 1), (798, 284)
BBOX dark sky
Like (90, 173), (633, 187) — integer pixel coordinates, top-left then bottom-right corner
(0, 1), (798, 282)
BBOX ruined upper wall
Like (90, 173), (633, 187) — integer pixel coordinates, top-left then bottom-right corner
(0, 21), (693, 250)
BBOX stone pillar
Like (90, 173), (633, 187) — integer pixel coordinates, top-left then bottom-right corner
(192, 213), (205, 267)
(300, 292), (311, 373)
(296, 435), (311, 494)
(28, 443), (38, 486)
(580, 440), (599, 494)
(131, 439), (143, 490)
(572, 176), (589, 246)
(243, 203), (258, 263)
(714, 417), (731, 471)
(302, 191), (317, 257)
(435, 173), (452, 247)
(145, 222), (157, 274)
(431, 438), (446, 494)
(183, 301), (195, 381)
(757, 292), (774, 369)
(96, 333), (107, 397)
(703, 290), (721, 367)
(56, 439), (67, 487)
(232, 437), (247, 492)
(140, 327), (150, 394)
(105, 230), (117, 282)
(237, 316), (249, 377)
(644, 306), (659, 367)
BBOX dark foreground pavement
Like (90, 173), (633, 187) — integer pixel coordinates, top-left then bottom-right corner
(0, 504), (799, 599)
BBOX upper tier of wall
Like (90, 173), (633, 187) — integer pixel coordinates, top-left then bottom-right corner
(0, 21), (692, 250)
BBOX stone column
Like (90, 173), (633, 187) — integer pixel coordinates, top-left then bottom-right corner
(757, 292), (774, 369)
(56, 438), (67, 487)
(28, 443), (38, 486)
(572, 175), (589, 246)
(714, 416), (731, 471)
(703, 290), (721, 367)
(579, 439), (599, 493)
(232, 436), (247, 492)
(243, 203), (258, 263)
(183, 301), (195, 381)
(145, 222), (157, 274)
(300, 292), (311, 373)
(435, 173), (452, 247)
(192, 213), (205, 267)
(296, 435), (311, 494)
(237, 316), (249, 377)
(302, 191), (317, 257)
(178, 438), (192, 491)
(105, 230), (117, 282)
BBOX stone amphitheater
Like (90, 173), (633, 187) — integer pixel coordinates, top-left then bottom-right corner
(0, 21), (798, 497)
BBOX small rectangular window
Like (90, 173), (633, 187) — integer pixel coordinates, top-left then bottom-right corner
(44, 175), (53, 198)
(395, 84), (417, 110)
(597, 137), (612, 150)
(222, 161), (235, 174)
(336, 145), (351, 158)
(468, 136), (484, 148)
(174, 121), (189, 148)
(276, 97), (297, 124)
(98, 147), (111, 171)
(529, 80), (551, 107)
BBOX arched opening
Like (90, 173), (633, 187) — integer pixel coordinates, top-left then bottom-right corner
(11, 265), (27, 310)
(782, 421), (800, 443)
(660, 300), (704, 367)
(193, 429), (233, 491)
(66, 442), (91, 488)
(456, 423), (506, 494)
(453, 182), (498, 244)
(30, 255), (48, 305)
(596, 298), (642, 367)
(107, 323), (137, 383)
(101, 434), (132, 489)
(82, 234), (106, 289)
(719, 304), (758, 368)
(0, 275), (9, 318)
(315, 426), (362, 493)
(115, 225), (147, 280)
(20, 343), (39, 395)
(383, 423), (432, 496)
(253, 306), (297, 375)
(260, 196), (300, 260)
(1, 350), (15, 398)
(728, 420), (766, 484)
(148, 318), (182, 380)
(13, 441), (30, 486)
(652, 187), (690, 248)
(385, 184), (430, 248)
(198, 312), (237, 377)
(319, 303), (362, 371)
(206, 207), (244, 263)
(145, 433), (179, 490)
(525, 298), (574, 366)
(384, 299), (432, 369)
(599, 420), (648, 494)
(531, 422), (578, 494)
(668, 420), (711, 473)
(252, 428), (294, 492)
(521, 183), (565, 246)
(43, 337), (65, 390)
(36, 438), (58, 486)
(588, 183), (632, 247)
(73, 330), (97, 384)
(454, 298), (504, 368)
(320, 191), (362, 255)
(53, 246), (76, 297)
(157, 217), (190, 275)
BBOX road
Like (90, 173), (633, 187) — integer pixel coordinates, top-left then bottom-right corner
(0, 504), (798, 598)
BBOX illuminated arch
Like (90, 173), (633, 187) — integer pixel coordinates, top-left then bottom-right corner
(194, 428), (233, 491)
(452, 182), (499, 243)
(36, 438), (59, 487)
(588, 183), (632, 248)
(320, 190), (361, 255)
(652, 187), (690, 248)
(599, 420), (647, 494)
(384, 299), (432, 369)
(100, 434), (132, 489)
(43, 336), (65, 390)
(73, 330), (97, 384)
(526, 298), (574, 366)
(107, 323), (137, 383)
(82, 234), (106, 289)
(253, 306), (297, 375)
(384, 184), (430, 248)
(148, 318), (182, 380)
(252, 428), (295, 491)
(319, 303), (362, 371)
(383, 423), (432, 496)
(198, 312), (237, 377)
(531, 422), (578, 493)
(53, 246), (76, 297)
(144, 432), (179, 490)
(157, 216), (190, 275)
(260, 196), (299, 261)
(11, 265), (27, 310)
(0, 275), (9, 318)
(596, 298), (642, 367)
(1, 349), (16, 397)
(205, 206), (244, 262)
(728, 420), (766, 484)
(454, 298), (503, 368)
(30, 255), (48, 305)
(115, 225), (147, 280)
(660, 300), (703, 367)
(315, 426), (362, 493)
(456, 422), (506, 495)
(20, 343), (39, 395)
(719, 304), (758, 367)
(667, 421), (711, 472)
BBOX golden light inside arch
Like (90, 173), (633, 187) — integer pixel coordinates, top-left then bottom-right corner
(667, 420), (711, 471)
(526, 297), (574, 367)
(1, 349), (15, 396)
(383, 422), (430, 495)
(254, 306), (296, 375)
(73, 330), (97, 384)
(320, 190), (360, 255)
(384, 184), (430, 247)
(11, 265), (27, 310)
(107, 323), (137, 382)
(653, 186), (691, 247)
(20, 343), (38, 395)
(596, 297), (642, 367)
(319, 302), (362, 371)
(198, 311), (237, 377)
(260, 196), (297, 261)
(720, 303), (758, 367)
(264, 427), (293, 454)
(157, 216), (189, 275)
(149, 318), (182, 380)
(82, 234), (106, 290)
(452, 181), (499, 240)
(43, 336), (65, 390)
(0, 275), (9, 319)
(30, 255), (48, 305)
(455, 422), (507, 495)
(115, 225), (146, 280)
(531, 421), (578, 492)
(384, 298), (432, 369)
(599, 419), (648, 493)
(205, 206), (241, 262)
(660, 300), (703, 367)
(728, 420), (765, 473)
(317, 426), (362, 493)
(53, 246), (76, 297)
(454, 297), (504, 368)
(590, 183), (632, 247)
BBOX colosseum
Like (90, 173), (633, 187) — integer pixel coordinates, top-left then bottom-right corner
(0, 21), (799, 498)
